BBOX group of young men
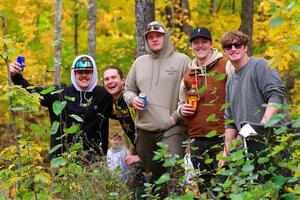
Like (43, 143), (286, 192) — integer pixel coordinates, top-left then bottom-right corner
(9, 20), (287, 198)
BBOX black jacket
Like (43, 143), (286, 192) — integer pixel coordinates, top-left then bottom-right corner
(12, 74), (112, 161)
(111, 94), (136, 145)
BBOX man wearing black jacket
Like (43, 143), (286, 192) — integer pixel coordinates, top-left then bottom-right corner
(10, 55), (112, 163)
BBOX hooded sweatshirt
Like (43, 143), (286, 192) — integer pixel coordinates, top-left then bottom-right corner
(11, 55), (112, 160)
(124, 22), (190, 132)
(179, 48), (229, 137)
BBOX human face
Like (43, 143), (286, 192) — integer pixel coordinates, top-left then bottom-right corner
(103, 69), (125, 99)
(223, 39), (248, 64)
(75, 70), (93, 90)
(109, 137), (121, 150)
(146, 32), (164, 53)
(191, 37), (212, 63)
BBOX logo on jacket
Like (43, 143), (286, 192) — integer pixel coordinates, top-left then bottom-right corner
(165, 67), (179, 75)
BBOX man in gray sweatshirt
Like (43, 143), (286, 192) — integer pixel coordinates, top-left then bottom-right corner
(124, 21), (190, 196)
(218, 31), (286, 168)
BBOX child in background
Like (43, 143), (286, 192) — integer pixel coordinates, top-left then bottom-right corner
(107, 132), (127, 177)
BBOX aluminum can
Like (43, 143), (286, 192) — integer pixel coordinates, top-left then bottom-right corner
(17, 56), (25, 70)
(138, 93), (147, 110)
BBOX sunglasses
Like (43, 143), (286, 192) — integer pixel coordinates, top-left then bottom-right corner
(145, 24), (162, 32)
(75, 70), (93, 75)
(223, 42), (244, 51)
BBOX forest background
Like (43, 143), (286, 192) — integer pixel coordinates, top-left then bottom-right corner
(0, 0), (300, 199)
(0, 0), (299, 156)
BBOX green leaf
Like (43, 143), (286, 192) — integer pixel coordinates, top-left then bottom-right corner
(205, 158), (213, 164)
(204, 70), (217, 77)
(153, 151), (163, 161)
(290, 45), (300, 51)
(64, 95), (75, 102)
(51, 157), (67, 168)
(163, 157), (177, 167)
(53, 101), (67, 116)
(50, 121), (60, 135)
(198, 85), (208, 94)
(51, 89), (64, 95)
(258, 157), (270, 164)
(292, 119), (300, 128)
(156, 142), (168, 149)
(291, 140), (300, 147)
(269, 17), (283, 26)
(271, 176), (285, 186)
(64, 124), (78, 134)
(49, 144), (62, 154)
(30, 123), (45, 135)
(34, 173), (51, 185)
(155, 173), (170, 185)
(215, 73), (226, 81)
(287, 1), (296, 11)
(224, 119), (235, 126)
(206, 114), (218, 122)
(220, 103), (230, 111)
(11, 106), (24, 111)
(231, 150), (244, 161)
(70, 114), (83, 122)
(241, 164), (254, 172)
(40, 86), (55, 95)
(206, 130), (217, 138)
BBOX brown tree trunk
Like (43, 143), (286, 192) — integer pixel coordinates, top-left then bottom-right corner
(165, 0), (191, 35)
(54, 0), (62, 86)
(239, 0), (254, 55)
(210, 0), (217, 14)
(135, 0), (155, 56)
(74, 0), (79, 56)
(88, 0), (96, 60)
(232, 0), (236, 14)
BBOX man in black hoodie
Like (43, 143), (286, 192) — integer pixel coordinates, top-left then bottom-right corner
(9, 55), (112, 163)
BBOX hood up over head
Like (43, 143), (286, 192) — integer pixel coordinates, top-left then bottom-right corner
(71, 55), (98, 92)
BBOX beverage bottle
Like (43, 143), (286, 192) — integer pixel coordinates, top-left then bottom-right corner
(187, 80), (198, 109)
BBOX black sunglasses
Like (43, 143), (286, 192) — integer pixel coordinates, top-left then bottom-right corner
(223, 42), (244, 51)
(145, 24), (162, 32)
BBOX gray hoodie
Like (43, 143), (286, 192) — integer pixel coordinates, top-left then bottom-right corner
(124, 22), (190, 132)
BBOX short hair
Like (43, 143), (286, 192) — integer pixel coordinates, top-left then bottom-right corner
(220, 31), (250, 48)
(103, 65), (124, 79)
(109, 132), (122, 140)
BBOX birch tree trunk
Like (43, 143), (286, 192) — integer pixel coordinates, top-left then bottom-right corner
(135, 0), (155, 56)
(74, 0), (79, 56)
(54, 0), (62, 86)
(88, 0), (96, 60)
(239, 0), (254, 55)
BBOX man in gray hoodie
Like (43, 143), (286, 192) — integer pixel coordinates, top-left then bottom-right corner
(124, 21), (190, 195)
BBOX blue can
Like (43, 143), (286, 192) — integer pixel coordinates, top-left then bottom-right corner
(138, 93), (147, 110)
(17, 56), (25, 70)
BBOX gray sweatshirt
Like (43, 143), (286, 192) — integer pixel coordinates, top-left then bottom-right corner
(124, 22), (190, 131)
(225, 57), (286, 131)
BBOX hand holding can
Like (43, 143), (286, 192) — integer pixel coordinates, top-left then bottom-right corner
(17, 56), (25, 71)
(138, 93), (147, 110)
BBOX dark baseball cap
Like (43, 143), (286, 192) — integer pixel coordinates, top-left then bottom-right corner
(189, 27), (212, 42)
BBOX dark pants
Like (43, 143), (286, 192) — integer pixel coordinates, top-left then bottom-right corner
(136, 125), (187, 197)
(190, 136), (223, 193)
